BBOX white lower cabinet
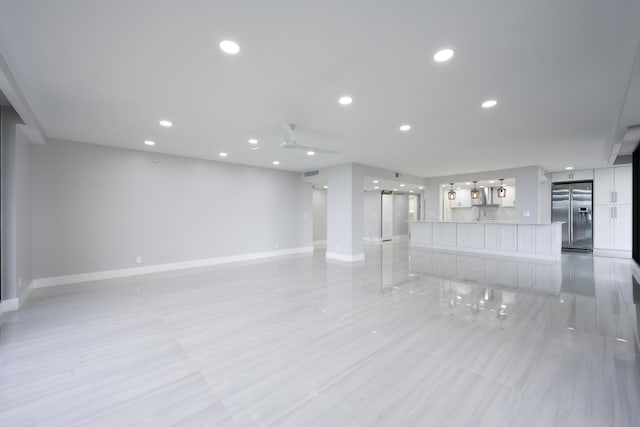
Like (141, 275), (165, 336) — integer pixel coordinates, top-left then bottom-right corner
(614, 206), (632, 251)
(594, 204), (631, 252)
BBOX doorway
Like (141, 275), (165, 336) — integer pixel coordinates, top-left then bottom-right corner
(381, 192), (393, 241)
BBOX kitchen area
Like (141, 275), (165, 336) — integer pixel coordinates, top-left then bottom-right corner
(409, 164), (632, 261)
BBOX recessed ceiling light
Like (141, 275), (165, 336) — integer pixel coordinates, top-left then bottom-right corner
(393, 188), (398, 191)
(272, 160), (280, 165)
(418, 186), (424, 190)
(338, 96), (353, 105)
(565, 166), (573, 170)
(373, 180), (379, 184)
(465, 182), (471, 185)
(159, 120), (172, 128)
(248, 138), (258, 144)
(144, 140), (155, 146)
(374, 186), (379, 190)
(433, 48), (455, 63)
(307, 151), (315, 156)
(409, 190), (414, 193)
(489, 180), (495, 183)
(400, 184), (405, 187)
(219, 40), (240, 54)
(399, 124), (411, 132)
(219, 152), (228, 157)
(323, 185), (328, 189)
(250, 147), (260, 151)
(482, 99), (498, 109)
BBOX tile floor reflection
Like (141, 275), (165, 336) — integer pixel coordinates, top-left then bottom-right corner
(1, 242), (638, 426)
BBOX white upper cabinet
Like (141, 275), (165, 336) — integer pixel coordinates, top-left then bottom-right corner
(449, 188), (471, 208)
(551, 169), (594, 183)
(594, 166), (631, 205)
(594, 168), (614, 205)
(613, 165), (632, 205)
(500, 185), (516, 207)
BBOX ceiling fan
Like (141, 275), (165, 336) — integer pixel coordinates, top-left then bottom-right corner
(279, 123), (339, 154)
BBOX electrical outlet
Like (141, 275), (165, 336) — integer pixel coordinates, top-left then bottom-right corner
(522, 210), (530, 217)
(136, 255), (142, 264)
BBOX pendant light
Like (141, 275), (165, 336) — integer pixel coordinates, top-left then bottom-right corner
(470, 181), (480, 199)
(497, 179), (507, 198)
(447, 183), (456, 200)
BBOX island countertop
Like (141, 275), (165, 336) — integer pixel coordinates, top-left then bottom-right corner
(408, 221), (562, 260)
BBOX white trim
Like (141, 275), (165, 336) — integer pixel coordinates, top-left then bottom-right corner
(393, 234), (410, 241)
(325, 252), (366, 262)
(411, 243), (561, 261)
(32, 246), (314, 289)
(313, 240), (327, 245)
(593, 248), (632, 259)
(363, 237), (383, 242)
(0, 298), (19, 313)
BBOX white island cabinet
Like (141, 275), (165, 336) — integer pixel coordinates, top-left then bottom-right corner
(409, 221), (562, 260)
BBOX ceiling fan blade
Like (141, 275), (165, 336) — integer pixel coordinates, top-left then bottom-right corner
(293, 144), (339, 154)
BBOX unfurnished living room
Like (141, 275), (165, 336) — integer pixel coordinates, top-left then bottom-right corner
(1, 1), (640, 426)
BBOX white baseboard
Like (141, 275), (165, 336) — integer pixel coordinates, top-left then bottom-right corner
(325, 252), (366, 262)
(593, 248), (632, 259)
(0, 280), (35, 313)
(363, 237), (383, 242)
(32, 246), (314, 289)
(0, 298), (19, 313)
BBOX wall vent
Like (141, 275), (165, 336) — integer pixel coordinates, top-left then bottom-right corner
(304, 170), (319, 177)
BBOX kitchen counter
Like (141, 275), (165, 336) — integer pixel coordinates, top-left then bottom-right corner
(408, 221), (562, 260)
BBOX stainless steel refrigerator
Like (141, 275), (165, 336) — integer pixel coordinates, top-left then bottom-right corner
(551, 182), (593, 251)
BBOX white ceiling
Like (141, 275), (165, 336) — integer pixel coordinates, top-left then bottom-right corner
(1, 1), (639, 177)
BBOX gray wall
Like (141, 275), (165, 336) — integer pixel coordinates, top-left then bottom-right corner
(363, 191), (381, 239)
(393, 193), (409, 236)
(32, 139), (312, 279)
(312, 188), (327, 242)
(1, 106), (31, 299)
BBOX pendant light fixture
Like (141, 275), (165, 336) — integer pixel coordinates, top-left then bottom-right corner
(448, 183), (456, 200)
(497, 179), (507, 198)
(470, 181), (480, 199)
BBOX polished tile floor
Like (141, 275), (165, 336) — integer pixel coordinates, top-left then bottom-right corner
(1, 243), (639, 426)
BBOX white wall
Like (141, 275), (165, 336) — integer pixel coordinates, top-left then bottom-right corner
(1, 106), (32, 300)
(312, 188), (327, 242)
(31, 139), (312, 279)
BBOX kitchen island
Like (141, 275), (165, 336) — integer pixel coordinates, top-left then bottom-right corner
(409, 221), (562, 260)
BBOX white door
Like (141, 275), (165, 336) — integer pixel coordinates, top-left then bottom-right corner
(382, 193), (393, 241)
